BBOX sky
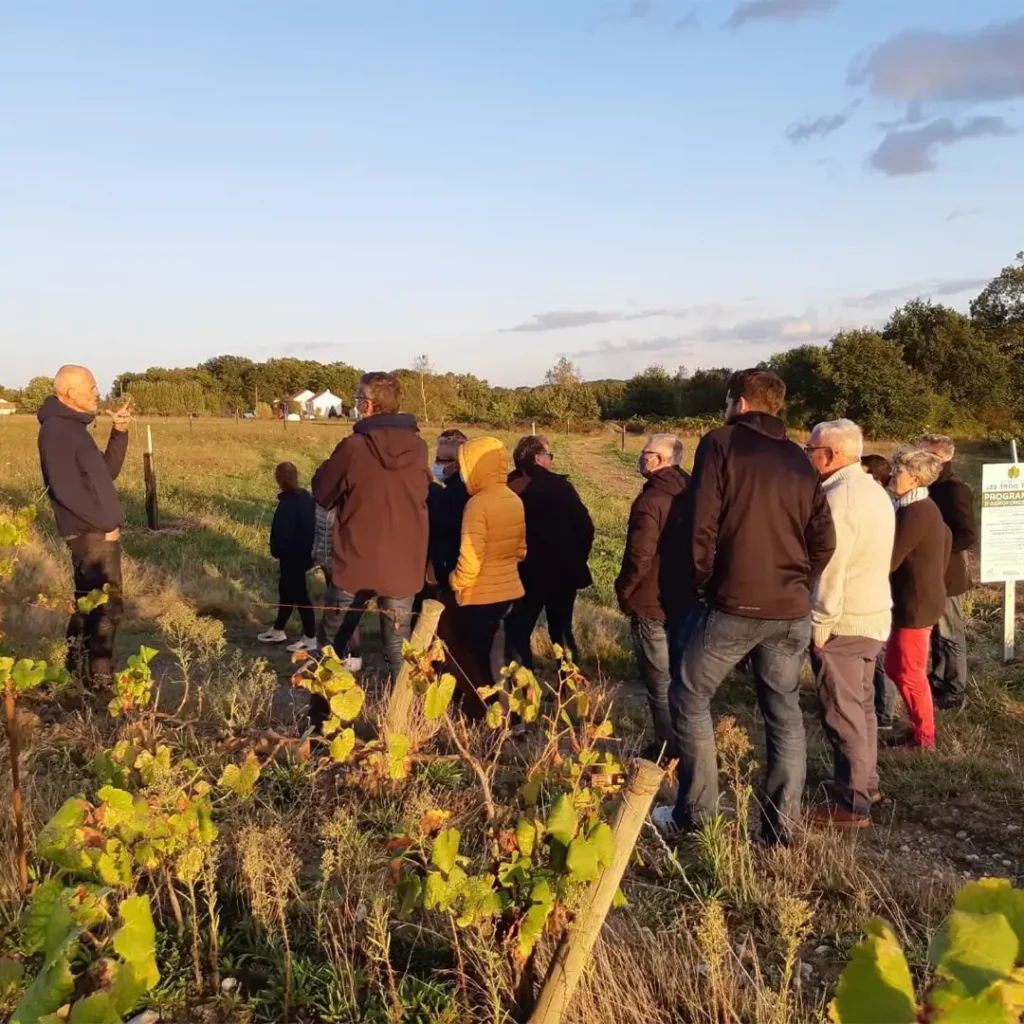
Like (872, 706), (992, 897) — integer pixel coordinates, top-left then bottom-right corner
(2, 0), (1023, 392)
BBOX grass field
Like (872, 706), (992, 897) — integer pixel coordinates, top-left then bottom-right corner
(1, 413), (1022, 1022)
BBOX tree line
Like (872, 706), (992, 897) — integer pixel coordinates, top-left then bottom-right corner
(4, 251), (1023, 439)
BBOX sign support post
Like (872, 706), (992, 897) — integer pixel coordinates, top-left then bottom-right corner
(1005, 440), (1019, 662)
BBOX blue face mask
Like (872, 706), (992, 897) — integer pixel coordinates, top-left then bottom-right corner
(432, 462), (447, 484)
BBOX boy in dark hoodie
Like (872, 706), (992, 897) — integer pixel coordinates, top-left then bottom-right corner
(259, 462), (317, 653)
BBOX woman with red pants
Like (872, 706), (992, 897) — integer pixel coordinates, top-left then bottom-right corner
(886, 448), (952, 749)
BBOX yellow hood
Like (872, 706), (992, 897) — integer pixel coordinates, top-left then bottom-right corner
(459, 436), (509, 495)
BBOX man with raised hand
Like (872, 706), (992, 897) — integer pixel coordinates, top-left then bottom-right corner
(651, 368), (836, 846)
(919, 434), (978, 711)
(38, 365), (133, 687)
(805, 420), (895, 829)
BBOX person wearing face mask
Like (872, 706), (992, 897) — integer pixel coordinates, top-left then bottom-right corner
(615, 434), (692, 761)
(427, 429), (470, 590)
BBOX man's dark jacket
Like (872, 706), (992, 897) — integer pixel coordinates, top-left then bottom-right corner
(427, 474), (470, 587)
(890, 498), (952, 629)
(615, 465), (692, 621)
(686, 412), (836, 620)
(270, 488), (316, 568)
(37, 395), (128, 538)
(507, 464), (594, 596)
(312, 413), (431, 597)
(928, 463), (978, 597)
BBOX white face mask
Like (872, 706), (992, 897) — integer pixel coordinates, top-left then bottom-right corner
(432, 462), (447, 484)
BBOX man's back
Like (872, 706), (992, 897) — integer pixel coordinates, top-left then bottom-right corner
(312, 413), (431, 597)
(688, 412), (835, 620)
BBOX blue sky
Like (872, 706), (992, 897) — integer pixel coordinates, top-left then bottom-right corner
(2, 0), (1023, 391)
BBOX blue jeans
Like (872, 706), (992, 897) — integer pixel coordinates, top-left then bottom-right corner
(310, 588), (414, 730)
(671, 606), (811, 844)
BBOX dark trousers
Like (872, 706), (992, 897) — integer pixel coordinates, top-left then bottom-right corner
(66, 534), (124, 685)
(810, 635), (883, 816)
(873, 648), (898, 723)
(310, 587), (415, 730)
(505, 589), (578, 669)
(454, 601), (512, 719)
(929, 594), (968, 700)
(671, 606), (810, 844)
(273, 559), (315, 637)
(630, 610), (688, 749)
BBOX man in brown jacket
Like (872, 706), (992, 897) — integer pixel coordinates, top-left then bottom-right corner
(311, 372), (431, 724)
(652, 369), (836, 846)
(615, 433), (691, 759)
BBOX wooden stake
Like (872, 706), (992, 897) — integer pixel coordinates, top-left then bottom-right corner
(385, 599), (444, 743)
(529, 759), (664, 1024)
(4, 684), (28, 895)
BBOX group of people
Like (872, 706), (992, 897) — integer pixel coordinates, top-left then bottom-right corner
(38, 363), (978, 841)
(258, 371), (597, 726)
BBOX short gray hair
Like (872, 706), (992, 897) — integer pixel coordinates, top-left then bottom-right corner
(811, 419), (863, 461)
(920, 434), (955, 462)
(645, 433), (684, 465)
(892, 446), (944, 488)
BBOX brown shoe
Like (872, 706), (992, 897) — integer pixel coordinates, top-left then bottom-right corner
(808, 803), (871, 830)
(825, 781), (882, 807)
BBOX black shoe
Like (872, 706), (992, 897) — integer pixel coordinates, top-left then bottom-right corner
(876, 716), (901, 732)
(934, 694), (964, 711)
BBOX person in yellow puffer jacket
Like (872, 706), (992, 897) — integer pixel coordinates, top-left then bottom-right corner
(449, 436), (526, 704)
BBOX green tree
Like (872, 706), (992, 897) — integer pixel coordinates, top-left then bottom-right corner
(20, 376), (54, 413)
(767, 345), (836, 429)
(621, 365), (679, 419)
(585, 379), (626, 420)
(971, 251), (1024, 419)
(487, 389), (521, 430)
(827, 330), (934, 438)
(884, 300), (1009, 414)
(678, 368), (732, 417)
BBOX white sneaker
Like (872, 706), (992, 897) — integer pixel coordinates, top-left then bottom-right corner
(287, 636), (319, 654)
(342, 656), (363, 672)
(257, 628), (288, 644)
(650, 805), (683, 834)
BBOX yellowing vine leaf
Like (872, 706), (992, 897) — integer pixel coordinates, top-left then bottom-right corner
(388, 733), (411, 780)
(424, 673), (457, 720)
(218, 750), (261, 798)
(828, 920), (916, 1024)
(329, 728), (357, 764)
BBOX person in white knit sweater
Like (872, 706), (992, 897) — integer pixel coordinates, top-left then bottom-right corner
(804, 419), (896, 828)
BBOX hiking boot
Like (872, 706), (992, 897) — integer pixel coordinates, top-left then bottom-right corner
(934, 693), (965, 711)
(883, 731), (935, 751)
(808, 803), (871, 830)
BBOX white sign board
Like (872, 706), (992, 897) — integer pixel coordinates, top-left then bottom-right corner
(980, 462), (1024, 583)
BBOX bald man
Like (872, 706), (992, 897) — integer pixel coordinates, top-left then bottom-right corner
(38, 366), (133, 686)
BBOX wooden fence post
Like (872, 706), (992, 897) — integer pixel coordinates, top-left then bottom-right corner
(4, 683), (28, 895)
(385, 599), (444, 742)
(529, 759), (664, 1024)
(144, 425), (159, 531)
(621, 423), (626, 451)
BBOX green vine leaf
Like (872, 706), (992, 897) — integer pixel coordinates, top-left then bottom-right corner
(0, 957), (23, 998)
(828, 920), (917, 1024)
(546, 794), (578, 847)
(929, 910), (1020, 998)
(432, 829), (461, 876)
(515, 818), (536, 859)
(112, 895), (160, 990)
(954, 878), (1024, 951)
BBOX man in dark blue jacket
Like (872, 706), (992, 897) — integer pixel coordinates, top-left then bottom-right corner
(37, 365), (132, 687)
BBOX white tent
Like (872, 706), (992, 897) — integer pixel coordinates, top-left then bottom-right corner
(309, 390), (344, 417)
